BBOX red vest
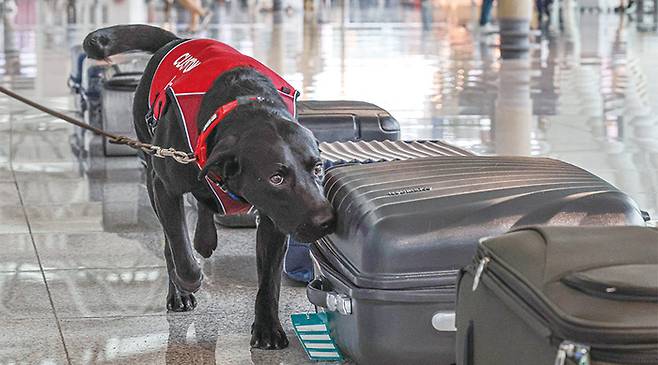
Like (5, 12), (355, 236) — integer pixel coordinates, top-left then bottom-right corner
(148, 39), (299, 216)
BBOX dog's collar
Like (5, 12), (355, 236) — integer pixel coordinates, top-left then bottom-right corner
(195, 95), (265, 168)
(206, 173), (247, 203)
(195, 95), (264, 204)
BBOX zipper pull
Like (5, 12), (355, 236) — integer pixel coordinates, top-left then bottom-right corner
(554, 341), (590, 365)
(472, 257), (490, 291)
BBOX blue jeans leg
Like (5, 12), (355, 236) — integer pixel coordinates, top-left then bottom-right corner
(479, 0), (494, 26)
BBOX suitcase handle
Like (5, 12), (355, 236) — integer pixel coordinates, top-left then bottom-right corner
(307, 278), (352, 315)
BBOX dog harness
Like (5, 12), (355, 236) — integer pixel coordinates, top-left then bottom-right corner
(147, 39), (299, 216)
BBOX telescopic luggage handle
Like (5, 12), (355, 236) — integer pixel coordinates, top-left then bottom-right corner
(306, 278), (352, 315)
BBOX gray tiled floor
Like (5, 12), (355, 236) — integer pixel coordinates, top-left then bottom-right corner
(1, 0), (657, 364)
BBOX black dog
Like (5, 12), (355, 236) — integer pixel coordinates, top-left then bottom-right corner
(83, 24), (335, 350)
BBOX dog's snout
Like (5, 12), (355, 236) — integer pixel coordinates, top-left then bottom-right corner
(311, 208), (336, 231)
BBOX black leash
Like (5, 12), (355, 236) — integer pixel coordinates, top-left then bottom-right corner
(0, 85), (196, 164)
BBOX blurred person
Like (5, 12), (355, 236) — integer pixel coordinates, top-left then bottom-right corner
(615, 0), (635, 13)
(177, 0), (213, 33)
(536, 0), (554, 28)
(479, 0), (495, 32)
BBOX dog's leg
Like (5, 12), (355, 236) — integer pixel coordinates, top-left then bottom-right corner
(151, 176), (203, 311)
(165, 240), (198, 311)
(250, 214), (289, 350)
(193, 202), (218, 258)
(146, 170), (196, 310)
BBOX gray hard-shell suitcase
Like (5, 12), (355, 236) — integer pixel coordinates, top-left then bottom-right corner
(456, 226), (658, 365)
(285, 140), (474, 282)
(297, 100), (400, 142)
(306, 156), (648, 365)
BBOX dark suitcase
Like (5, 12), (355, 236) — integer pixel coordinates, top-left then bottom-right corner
(70, 51), (150, 158)
(69, 57), (109, 158)
(306, 156), (648, 365)
(101, 71), (143, 156)
(284, 140), (474, 282)
(80, 57), (110, 127)
(68, 45), (86, 105)
(456, 226), (658, 365)
(297, 100), (401, 141)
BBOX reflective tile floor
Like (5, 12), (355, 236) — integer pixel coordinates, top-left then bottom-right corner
(1, 0), (657, 364)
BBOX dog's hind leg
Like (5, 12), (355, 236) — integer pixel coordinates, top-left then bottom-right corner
(250, 214), (289, 350)
(193, 202), (218, 258)
(151, 176), (203, 311)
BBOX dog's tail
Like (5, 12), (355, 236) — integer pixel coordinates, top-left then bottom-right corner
(83, 24), (180, 60)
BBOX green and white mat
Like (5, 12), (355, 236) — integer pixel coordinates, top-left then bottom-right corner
(291, 312), (343, 362)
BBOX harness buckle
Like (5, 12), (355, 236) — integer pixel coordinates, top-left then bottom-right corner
(145, 109), (158, 135)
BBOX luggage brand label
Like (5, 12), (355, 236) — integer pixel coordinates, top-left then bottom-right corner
(387, 186), (432, 196)
(173, 53), (201, 73)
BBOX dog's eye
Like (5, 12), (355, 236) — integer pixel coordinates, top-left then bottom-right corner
(269, 174), (284, 186)
(313, 164), (324, 177)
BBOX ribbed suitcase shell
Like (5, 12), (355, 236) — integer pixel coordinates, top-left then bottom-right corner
(311, 156), (646, 365)
(284, 141), (474, 282)
(456, 227), (658, 365)
(319, 140), (473, 165)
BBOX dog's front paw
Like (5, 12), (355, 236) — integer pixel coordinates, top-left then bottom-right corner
(250, 323), (289, 350)
(167, 285), (197, 312)
(193, 238), (217, 258)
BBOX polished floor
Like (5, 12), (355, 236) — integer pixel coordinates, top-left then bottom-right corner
(1, 0), (657, 364)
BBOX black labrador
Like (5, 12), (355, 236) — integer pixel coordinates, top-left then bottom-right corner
(83, 24), (335, 350)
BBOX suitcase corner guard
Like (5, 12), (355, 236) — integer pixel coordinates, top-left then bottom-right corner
(307, 278), (352, 315)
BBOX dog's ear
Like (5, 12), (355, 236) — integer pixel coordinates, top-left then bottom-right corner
(197, 135), (241, 182)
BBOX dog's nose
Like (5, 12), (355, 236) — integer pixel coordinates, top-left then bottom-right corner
(311, 209), (336, 232)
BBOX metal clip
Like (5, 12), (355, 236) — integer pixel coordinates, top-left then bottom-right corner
(472, 257), (490, 291)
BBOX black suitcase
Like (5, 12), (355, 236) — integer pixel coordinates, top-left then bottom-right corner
(306, 156), (648, 365)
(456, 226), (658, 365)
(79, 58), (108, 127)
(70, 51), (150, 158)
(297, 100), (400, 141)
(101, 71), (143, 156)
(68, 45), (86, 106)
